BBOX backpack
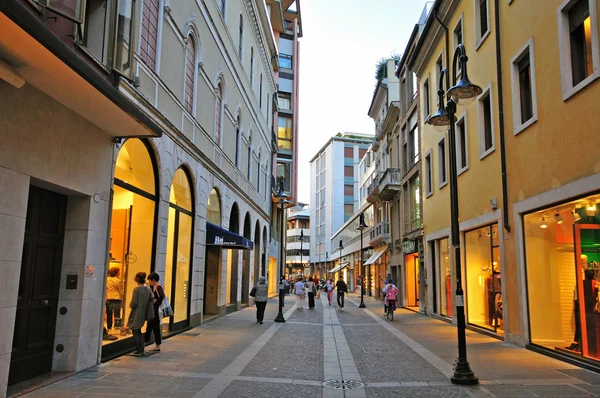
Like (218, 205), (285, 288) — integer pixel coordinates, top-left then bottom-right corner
(386, 286), (398, 301)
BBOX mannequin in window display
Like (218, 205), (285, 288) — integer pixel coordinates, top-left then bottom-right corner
(492, 262), (503, 330)
(566, 255), (587, 352)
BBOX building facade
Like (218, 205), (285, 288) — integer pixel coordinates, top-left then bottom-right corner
(286, 204), (310, 277)
(309, 133), (372, 277)
(0, 0), (293, 393)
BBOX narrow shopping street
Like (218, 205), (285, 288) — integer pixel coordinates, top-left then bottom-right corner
(18, 293), (600, 398)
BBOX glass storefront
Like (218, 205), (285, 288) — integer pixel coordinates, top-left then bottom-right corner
(163, 168), (194, 334)
(438, 238), (452, 317)
(405, 253), (419, 308)
(103, 139), (157, 351)
(525, 193), (600, 361)
(204, 188), (221, 316)
(465, 224), (503, 333)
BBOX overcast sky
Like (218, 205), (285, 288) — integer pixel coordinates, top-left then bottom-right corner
(296, 0), (432, 204)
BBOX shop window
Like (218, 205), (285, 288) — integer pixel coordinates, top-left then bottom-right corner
(478, 85), (495, 159)
(510, 38), (538, 134)
(558, 0), (599, 100)
(164, 168), (194, 333)
(465, 224), (502, 333)
(438, 238), (452, 317)
(140, 0), (159, 70)
(525, 196), (600, 360)
(104, 139), (157, 349)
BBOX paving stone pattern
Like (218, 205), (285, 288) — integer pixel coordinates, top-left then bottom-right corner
(219, 380), (323, 398)
(287, 306), (323, 324)
(240, 322), (324, 380)
(365, 386), (471, 398)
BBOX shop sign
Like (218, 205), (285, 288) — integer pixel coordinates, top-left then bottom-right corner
(402, 239), (417, 254)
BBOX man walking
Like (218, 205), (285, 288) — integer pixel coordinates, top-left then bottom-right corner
(336, 276), (348, 310)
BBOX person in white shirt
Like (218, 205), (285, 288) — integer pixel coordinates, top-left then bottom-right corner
(326, 279), (334, 305)
(295, 277), (306, 309)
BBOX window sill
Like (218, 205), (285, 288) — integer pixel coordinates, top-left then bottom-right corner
(457, 165), (469, 176)
(475, 29), (491, 52)
(513, 115), (538, 136)
(425, 190), (433, 199)
(479, 146), (495, 161)
(562, 70), (600, 102)
(438, 180), (448, 190)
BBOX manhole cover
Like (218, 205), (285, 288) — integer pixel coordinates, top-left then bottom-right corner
(323, 379), (365, 390)
(363, 347), (391, 353)
(180, 332), (201, 336)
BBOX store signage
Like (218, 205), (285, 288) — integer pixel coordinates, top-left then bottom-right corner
(402, 239), (417, 254)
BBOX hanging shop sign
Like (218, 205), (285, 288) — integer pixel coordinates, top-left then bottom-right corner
(402, 238), (418, 254)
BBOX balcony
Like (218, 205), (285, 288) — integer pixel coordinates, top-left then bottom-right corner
(366, 173), (380, 204)
(372, 138), (381, 151)
(369, 222), (391, 247)
(378, 168), (401, 201)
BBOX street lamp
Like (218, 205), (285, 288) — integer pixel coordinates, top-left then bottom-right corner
(274, 176), (288, 323)
(325, 251), (329, 276)
(357, 212), (368, 308)
(425, 43), (481, 386)
(338, 240), (344, 279)
(299, 229), (304, 276)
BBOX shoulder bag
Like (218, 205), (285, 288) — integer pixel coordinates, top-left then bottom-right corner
(249, 286), (257, 297)
(158, 285), (174, 319)
(146, 287), (155, 322)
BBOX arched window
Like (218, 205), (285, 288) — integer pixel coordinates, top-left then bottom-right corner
(164, 168), (194, 331)
(140, 0), (159, 70)
(259, 74), (263, 108)
(238, 15), (243, 60)
(235, 115), (241, 167)
(184, 35), (196, 113)
(215, 82), (223, 145)
(207, 188), (221, 225)
(250, 47), (254, 88)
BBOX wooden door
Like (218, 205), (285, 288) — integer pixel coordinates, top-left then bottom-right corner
(9, 186), (67, 385)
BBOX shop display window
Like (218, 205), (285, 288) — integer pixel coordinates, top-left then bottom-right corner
(465, 224), (502, 333)
(104, 139), (157, 347)
(405, 253), (419, 308)
(438, 238), (452, 317)
(525, 195), (600, 361)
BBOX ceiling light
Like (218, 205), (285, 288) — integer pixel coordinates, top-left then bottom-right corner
(554, 213), (564, 224)
(573, 209), (582, 222)
(540, 215), (548, 229)
(587, 203), (597, 217)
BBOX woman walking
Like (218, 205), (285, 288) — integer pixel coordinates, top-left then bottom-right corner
(295, 277), (305, 309)
(254, 276), (269, 324)
(306, 277), (316, 309)
(128, 272), (153, 357)
(144, 272), (165, 352)
(326, 279), (334, 305)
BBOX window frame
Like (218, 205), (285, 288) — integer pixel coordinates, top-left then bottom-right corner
(510, 38), (538, 135)
(557, 0), (600, 101)
(437, 136), (448, 189)
(139, 0), (160, 71)
(477, 83), (495, 159)
(238, 13), (244, 61)
(422, 74), (431, 120)
(215, 82), (224, 146)
(183, 33), (198, 115)
(455, 111), (469, 175)
(435, 51), (444, 107)
(250, 47), (255, 88)
(424, 150), (433, 198)
(474, 0), (491, 50)
(453, 14), (464, 81)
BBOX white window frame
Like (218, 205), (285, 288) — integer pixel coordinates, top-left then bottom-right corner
(425, 150), (433, 198)
(437, 136), (448, 189)
(455, 111), (469, 175)
(422, 74), (431, 121)
(238, 13), (244, 62)
(557, 0), (600, 101)
(510, 38), (538, 135)
(250, 46), (255, 89)
(435, 50), (444, 107)
(477, 83), (495, 159)
(474, 0), (491, 50)
(214, 81), (225, 146)
(453, 13), (464, 49)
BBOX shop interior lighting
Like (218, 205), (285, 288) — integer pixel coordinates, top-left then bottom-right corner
(572, 209), (582, 222)
(540, 215), (548, 229)
(586, 203), (597, 217)
(554, 213), (564, 224)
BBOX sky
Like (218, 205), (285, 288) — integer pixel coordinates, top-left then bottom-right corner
(296, 0), (432, 204)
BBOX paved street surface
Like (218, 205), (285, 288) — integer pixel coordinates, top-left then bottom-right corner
(19, 293), (600, 398)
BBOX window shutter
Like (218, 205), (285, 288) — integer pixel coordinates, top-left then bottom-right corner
(569, 0), (590, 32)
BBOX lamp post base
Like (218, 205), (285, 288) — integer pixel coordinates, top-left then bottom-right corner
(274, 288), (286, 323)
(274, 313), (286, 322)
(450, 361), (479, 385)
(358, 302), (366, 309)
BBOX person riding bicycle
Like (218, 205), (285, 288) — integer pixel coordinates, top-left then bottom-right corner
(383, 281), (398, 314)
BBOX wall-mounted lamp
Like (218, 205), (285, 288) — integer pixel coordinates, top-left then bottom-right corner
(540, 215), (548, 229)
(572, 209), (582, 222)
(554, 213), (564, 225)
(0, 60), (25, 89)
(587, 203), (597, 217)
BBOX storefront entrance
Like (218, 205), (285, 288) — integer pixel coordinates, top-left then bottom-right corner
(405, 253), (419, 309)
(465, 224), (502, 333)
(438, 238), (452, 318)
(204, 188), (221, 316)
(9, 186), (67, 385)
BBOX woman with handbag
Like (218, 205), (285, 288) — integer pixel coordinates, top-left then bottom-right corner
(145, 272), (165, 352)
(306, 277), (316, 309)
(128, 272), (153, 357)
(252, 276), (269, 324)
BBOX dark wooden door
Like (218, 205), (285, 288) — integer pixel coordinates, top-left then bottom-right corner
(9, 186), (67, 385)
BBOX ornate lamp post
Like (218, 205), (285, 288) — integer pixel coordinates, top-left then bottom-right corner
(357, 212), (368, 308)
(425, 43), (481, 385)
(338, 240), (344, 279)
(274, 176), (288, 323)
(299, 229), (304, 276)
(325, 251), (329, 276)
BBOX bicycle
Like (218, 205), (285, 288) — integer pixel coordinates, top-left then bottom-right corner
(386, 300), (396, 321)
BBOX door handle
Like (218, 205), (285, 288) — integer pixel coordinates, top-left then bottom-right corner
(42, 300), (49, 306)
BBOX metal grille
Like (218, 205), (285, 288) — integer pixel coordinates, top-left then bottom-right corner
(323, 379), (365, 390)
(362, 347), (391, 353)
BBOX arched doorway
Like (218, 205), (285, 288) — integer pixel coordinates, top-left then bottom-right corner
(254, 221), (261, 285)
(241, 213), (252, 304)
(228, 204), (240, 308)
(163, 168), (194, 333)
(204, 188), (221, 316)
(103, 139), (158, 357)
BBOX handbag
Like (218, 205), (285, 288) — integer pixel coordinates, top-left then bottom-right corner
(158, 285), (174, 319)
(312, 284), (317, 295)
(249, 286), (257, 297)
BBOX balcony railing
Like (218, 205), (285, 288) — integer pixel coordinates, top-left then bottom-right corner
(369, 222), (391, 245)
(378, 168), (401, 201)
(366, 173), (380, 204)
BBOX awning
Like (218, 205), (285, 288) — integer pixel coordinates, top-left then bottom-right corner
(206, 222), (254, 250)
(364, 246), (387, 265)
(328, 262), (349, 274)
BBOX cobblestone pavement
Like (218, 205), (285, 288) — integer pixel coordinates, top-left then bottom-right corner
(17, 294), (600, 398)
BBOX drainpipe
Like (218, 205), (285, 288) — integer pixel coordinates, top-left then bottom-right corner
(494, 0), (511, 233)
(433, 11), (449, 74)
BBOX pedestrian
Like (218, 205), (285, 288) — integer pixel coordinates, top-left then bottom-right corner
(295, 277), (305, 309)
(105, 267), (124, 333)
(306, 277), (316, 309)
(144, 272), (165, 352)
(128, 272), (153, 357)
(326, 279), (334, 305)
(254, 276), (269, 324)
(336, 276), (348, 310)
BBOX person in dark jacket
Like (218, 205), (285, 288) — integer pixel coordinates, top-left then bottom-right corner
(254, 276), (269, 324)
(144, 272), (165, 352)
(336, 276), (348, 310)
(129, 272), (153, 357)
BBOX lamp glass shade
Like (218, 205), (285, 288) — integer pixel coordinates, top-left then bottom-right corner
(447, 80), (482, 106)
(426, 110), (451, 132)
